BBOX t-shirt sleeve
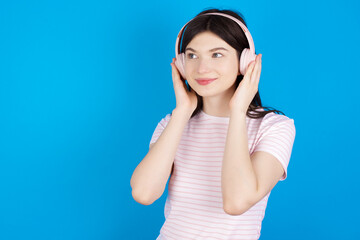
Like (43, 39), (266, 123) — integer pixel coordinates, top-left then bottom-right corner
(149, 113), (172, 148)
(252, 118), (296, 181)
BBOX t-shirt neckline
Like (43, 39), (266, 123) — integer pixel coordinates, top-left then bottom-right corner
(199, 109), (231, 123)
(199, 109), (251, 123)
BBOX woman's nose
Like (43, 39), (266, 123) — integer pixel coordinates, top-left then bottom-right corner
(197, 59), (211, 74)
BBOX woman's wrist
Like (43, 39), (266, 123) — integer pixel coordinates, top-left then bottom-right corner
(172, 107), (193, 119)
(230, 108), (247, 118)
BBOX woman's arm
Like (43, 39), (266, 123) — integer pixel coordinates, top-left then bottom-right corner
(130, 108), (191, 205)
(221, 111), (284, 215)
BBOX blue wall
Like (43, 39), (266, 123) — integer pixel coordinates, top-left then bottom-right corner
(1, 0), (359, 239)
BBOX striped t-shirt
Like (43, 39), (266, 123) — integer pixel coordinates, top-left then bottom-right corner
(149, 108), (296, 240)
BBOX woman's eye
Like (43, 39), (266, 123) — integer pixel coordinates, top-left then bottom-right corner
(186, 53), (223, 59)
(187, 53), (197, 59)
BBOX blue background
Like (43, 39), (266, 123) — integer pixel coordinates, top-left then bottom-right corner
(1, 0), (359, 239)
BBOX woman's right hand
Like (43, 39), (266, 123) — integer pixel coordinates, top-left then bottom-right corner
(170, 57), (197, 114)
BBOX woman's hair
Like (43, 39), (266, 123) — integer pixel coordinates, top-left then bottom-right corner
(178, 8), (285, 119)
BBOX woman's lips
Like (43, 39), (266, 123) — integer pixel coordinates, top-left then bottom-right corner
(195, 78), (217, 85)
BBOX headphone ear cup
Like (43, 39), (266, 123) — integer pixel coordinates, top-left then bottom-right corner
(240, 48), (256, 75)
(174, 53), (186, 80)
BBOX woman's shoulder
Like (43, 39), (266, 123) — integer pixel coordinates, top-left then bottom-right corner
(264, 111), (293, 121)
(258, 112), (295, 133)
(248, 108), (294, 129)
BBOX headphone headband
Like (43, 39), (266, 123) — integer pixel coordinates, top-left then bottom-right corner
(175, 12), (255, 57)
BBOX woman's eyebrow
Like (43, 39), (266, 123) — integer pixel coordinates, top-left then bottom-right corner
(185, 47), (228, 52)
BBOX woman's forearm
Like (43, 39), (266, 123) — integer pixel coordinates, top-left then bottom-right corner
(130, 108), (191, 205)
(221, 111), (258, 214)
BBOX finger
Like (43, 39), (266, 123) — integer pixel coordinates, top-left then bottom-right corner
(171, 61), (179, 78)
(255, 57), (262, 84)
(254, 55), (262, 84)
(170, 63), (179, 83)
(172, 58), (187, 84)
(171, 62), (188, 89)
(171, 59), (181, 77)
(171, 64), (181, 87)
(251, 56), (261, 82)
(244, 60), (256, 80)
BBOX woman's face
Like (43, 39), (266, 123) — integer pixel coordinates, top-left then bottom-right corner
(184, 31), (240, 97)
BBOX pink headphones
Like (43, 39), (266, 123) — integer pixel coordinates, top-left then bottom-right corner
(174, 12), (257, 79)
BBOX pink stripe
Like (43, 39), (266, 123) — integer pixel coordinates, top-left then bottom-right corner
(166, 214), (260, 233)
(165, 222), (258, 238)
(149, 111), (295, 239)
(168, 209), (262, 225)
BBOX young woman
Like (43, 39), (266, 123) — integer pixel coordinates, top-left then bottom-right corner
(131, 8), (296, 240)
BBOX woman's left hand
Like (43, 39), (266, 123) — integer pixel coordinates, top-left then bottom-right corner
(229, 54), (262, 114)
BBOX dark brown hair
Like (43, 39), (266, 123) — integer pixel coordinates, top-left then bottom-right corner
(178, 8), (285, 119)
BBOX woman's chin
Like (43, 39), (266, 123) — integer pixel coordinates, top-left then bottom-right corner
(194, 89), (218, 98)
